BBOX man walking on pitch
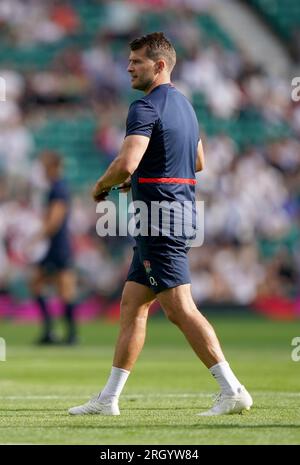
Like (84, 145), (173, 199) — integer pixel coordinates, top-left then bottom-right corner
(69, 33), (252, 416)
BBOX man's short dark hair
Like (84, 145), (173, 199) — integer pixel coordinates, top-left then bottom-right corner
(130, 32), (176, 72)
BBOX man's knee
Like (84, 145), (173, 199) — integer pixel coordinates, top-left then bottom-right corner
(120, 296), (151, 324)
(57, 271), (76, 302)
(60, 290), (75, 303)
(162, 302), (198, 326)
(161, 302), (180, 325)
(120, 297), (150, 315)
(30, 274), (44, 296)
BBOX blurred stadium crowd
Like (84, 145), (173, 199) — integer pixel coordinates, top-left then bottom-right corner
(0, 0), (299, 319)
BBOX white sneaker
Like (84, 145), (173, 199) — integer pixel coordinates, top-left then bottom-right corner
(198, 386), (253, 416)
(68, 395), (120, 416)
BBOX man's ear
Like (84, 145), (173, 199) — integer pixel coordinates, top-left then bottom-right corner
(155, 60), (165, 73)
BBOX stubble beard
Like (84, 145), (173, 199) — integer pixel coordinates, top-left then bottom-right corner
(132, 75), (154, 92)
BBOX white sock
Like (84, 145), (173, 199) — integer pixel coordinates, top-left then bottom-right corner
(209, 361), (242, 395)
(98, 366), (130, 402)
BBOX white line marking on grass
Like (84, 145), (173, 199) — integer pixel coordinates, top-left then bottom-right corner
(0, 443), (36, 445)
(0, 392), (300, 400)
(0, 394), (209, 400)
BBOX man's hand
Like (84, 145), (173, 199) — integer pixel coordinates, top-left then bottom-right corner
(92, 177), (132, 202)
(94, 191), (109, 202)
(119, 177), (131, 193)
(92, 180), (108, 202)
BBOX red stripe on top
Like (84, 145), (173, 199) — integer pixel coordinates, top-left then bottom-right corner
(138, 177), (196, 185)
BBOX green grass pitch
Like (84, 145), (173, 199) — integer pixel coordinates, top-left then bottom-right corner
(0, 315), (299, 445)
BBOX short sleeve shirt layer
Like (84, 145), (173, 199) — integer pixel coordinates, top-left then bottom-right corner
(126, 83), (199, 243)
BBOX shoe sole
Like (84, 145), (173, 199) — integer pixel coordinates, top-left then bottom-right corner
(68, 407), (120, 416)
(230, 402), (252, 414)
(198, 394), (253, 416)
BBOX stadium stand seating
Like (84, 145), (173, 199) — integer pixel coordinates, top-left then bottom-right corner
(32, 116), (104, 190)
(248, 0), (300, 46)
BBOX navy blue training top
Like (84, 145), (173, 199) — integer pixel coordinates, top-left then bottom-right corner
(126, 83), (199, 243)
(126, 83), (199, 205)
(47, 178), (72, 256)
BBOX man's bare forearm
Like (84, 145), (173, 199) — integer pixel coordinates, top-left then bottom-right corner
(92, 135), (149, 201)
(94, 157), (131, 192)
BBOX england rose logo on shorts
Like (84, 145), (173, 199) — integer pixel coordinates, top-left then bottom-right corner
(143, 260), (151, 274)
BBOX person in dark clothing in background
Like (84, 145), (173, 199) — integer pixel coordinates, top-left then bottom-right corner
(30, 151), (78, 345)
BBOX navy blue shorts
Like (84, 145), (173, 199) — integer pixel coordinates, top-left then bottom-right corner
(126, 241), (191, 294)
(38, 250), (73, 274)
